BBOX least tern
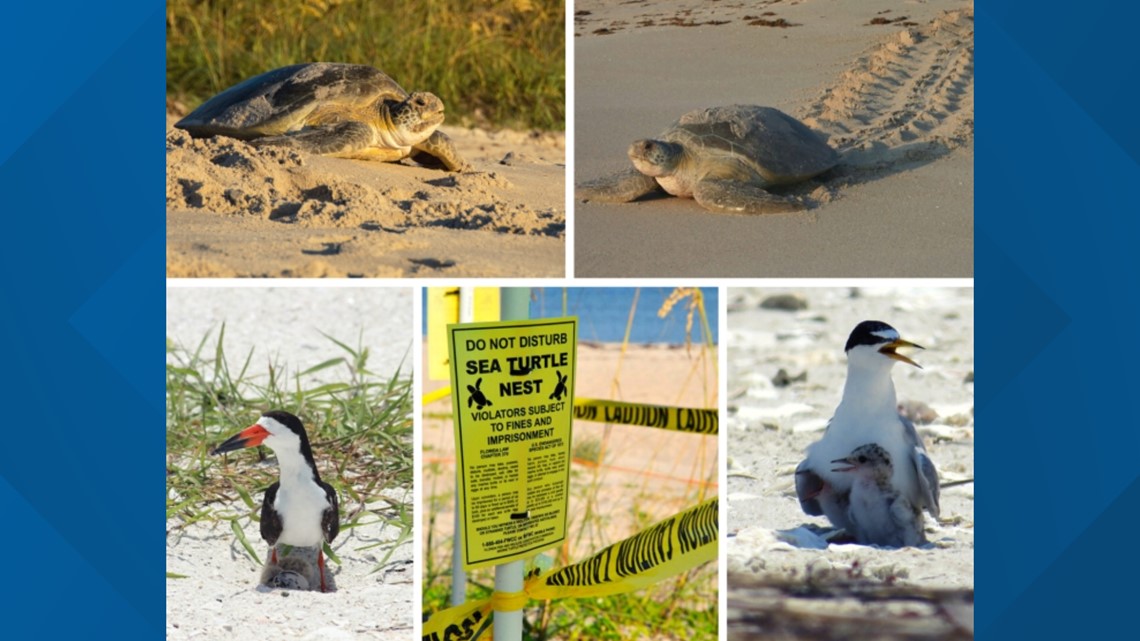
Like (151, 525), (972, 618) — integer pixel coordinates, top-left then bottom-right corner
(794, 321), (940, 542)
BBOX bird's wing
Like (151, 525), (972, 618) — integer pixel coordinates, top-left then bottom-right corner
(900, 414), (929, 452)
(911, 447), (941, 519)
(888, 494), (926, 547)
(794, 459), (825, 516)
(320, 480), (340, 543)
(260, 482), (282, 546)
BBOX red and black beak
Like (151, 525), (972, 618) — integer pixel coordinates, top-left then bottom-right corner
(878, 338), (924, 369)
(210, 423), (270, 456)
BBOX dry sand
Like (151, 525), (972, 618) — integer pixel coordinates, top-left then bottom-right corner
(167, 115), (565, 278)
(574, 0), (973, 277)
(724, 287), (974, 638)
(166, 502), (415, 641)
(166, 287), (415, 640)
(422, 342), (718, 626)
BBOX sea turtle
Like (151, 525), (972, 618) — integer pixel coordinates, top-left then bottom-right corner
(577, 105), (837, 214)
(175, 63), (465, 171)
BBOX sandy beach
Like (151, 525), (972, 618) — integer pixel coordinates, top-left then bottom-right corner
(574, 0), (973, 277)
(166, 287), (415, 640)
(167, 115), (565, 278)
(422, 341), (718, 632)
(724, 287), (974, 638)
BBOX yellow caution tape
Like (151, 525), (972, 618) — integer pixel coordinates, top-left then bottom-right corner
(527, 497), (718, 599)
(422, 386), (452, 406)
(421, 498), (718, 638)
(421, 599), (492, 641)
(572, 398), (718, 435)
(489, 590), (528, 612)
(424, 387), (717, 436)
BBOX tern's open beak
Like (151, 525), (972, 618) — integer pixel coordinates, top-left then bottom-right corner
(831, 456), (857, 473)
(210, 424), (269, 455)
(879, 338), (924, 368)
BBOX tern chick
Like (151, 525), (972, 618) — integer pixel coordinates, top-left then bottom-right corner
(832, 443), (926, 547)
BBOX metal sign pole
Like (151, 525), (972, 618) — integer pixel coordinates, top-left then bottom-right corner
(492, 287), (530, 641)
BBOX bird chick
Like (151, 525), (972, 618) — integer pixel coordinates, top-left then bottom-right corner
(831, 443), (926, 547)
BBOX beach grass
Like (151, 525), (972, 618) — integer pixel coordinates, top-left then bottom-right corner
(166, 0), (565, 131)
(165, 325), (414, 570)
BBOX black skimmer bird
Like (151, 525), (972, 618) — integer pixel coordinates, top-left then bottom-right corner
(211, 410), (339, 591)
(831, 443), (926, 547)
(794, 321), (940, 544)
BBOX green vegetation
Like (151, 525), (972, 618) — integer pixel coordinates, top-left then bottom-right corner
(166, 0), (565, 130)
(166, 325), (413, 571)
(422, 567), (718, 640)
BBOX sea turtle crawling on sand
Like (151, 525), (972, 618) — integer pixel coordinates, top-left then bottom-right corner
(577, 105), (837, 214)
(175, 63), (465, 171)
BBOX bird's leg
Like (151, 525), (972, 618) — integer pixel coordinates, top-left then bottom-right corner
(271, 546), (278, 565)
(319, 548), (327, 593)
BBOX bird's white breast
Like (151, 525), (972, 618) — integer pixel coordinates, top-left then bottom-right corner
(273, 480), (330, 547)
(807, 412), (919, 501)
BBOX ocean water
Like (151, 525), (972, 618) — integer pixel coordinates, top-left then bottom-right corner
(425, 287), (718, 345)
(531, 287), (718, 344)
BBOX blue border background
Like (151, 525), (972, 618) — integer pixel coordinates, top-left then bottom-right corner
(0, 1), (163, 636)
(0, 0), (1136, 636)
(978, 0), (1140, 637)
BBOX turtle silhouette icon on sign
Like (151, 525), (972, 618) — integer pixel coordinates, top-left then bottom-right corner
(549, 371), (568, 401)
(467, 377), (493, 409)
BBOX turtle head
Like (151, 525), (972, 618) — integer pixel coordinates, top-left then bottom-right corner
(628, 139), (684, 177)
(387, 91), (446, 145)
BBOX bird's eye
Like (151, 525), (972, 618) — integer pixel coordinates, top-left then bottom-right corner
(858, 456), (867, 463)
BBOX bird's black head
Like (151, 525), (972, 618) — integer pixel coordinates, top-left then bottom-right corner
(845, 321), (900, 352)
(845, 320), (924, 368)
(211, 410), (317, 470)
(261, 410), (309, 440)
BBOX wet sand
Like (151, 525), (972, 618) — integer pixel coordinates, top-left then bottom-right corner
(575, 0), (973, 277)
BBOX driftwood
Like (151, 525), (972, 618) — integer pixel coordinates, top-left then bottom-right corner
(729, 571), (973, 640)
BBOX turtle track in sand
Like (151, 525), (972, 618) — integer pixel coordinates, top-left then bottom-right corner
(800, 8), (974, 184)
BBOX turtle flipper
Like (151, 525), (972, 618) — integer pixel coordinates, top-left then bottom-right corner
(253, 121), (401, 160)
(693, 179), (806, 215)
(576, 169), (661, 203)
(412, 130), (467, 172)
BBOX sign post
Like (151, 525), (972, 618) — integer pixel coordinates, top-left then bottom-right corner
(447, 303), (577, 640)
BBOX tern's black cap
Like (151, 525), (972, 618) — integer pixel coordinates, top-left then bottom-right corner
(845, 321), (900, 352)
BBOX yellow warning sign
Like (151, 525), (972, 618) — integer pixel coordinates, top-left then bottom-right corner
(448, 317), (577, 569)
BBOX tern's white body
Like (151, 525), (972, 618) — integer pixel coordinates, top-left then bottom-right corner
(804, 352), (922, 529)
(796, 321), (940, 539)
